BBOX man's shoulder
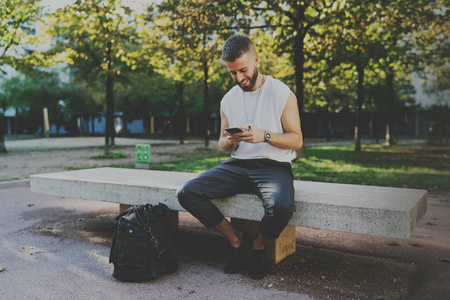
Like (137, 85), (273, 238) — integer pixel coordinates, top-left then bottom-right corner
(221, 85), (240, 103)
(265, 76), (294, 101)
(267, 76), (290, 91)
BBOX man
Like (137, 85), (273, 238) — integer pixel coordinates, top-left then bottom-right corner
(177, 34), (303, 279)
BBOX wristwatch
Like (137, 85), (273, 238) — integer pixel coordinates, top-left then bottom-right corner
(264, 131), (271, 142)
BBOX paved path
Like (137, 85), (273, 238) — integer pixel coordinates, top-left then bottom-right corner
(5, 137), (179, 150)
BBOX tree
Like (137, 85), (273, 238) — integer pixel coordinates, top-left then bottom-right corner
(412, 0), (449, 106)
(48, 0), (140, 155)
(0, 0), (43, 152)
(317, 0), (383, 151)
(248, 1), (345, 112)
(140, 21), (195, 143)
(149, 0), (248, 147)
(1, 72), (65, 136)
(371, 0), (445, 145)
(0, 0), (43, 74)
(60, 82), (99, 136)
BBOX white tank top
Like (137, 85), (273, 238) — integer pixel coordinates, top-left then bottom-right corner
(221, 76), (295, 163)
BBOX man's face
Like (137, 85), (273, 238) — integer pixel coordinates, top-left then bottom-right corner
(224, 51), (259, 92)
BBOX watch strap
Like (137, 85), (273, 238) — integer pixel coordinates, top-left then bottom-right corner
(264, 131), (271, 142)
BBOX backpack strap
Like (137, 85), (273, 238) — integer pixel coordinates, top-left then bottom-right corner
(135, 204), (167, 259)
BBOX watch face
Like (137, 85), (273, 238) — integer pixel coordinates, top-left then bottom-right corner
(265, 131), (271, 142)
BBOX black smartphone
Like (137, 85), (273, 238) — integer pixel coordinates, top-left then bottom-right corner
(225, 127), (244, 134)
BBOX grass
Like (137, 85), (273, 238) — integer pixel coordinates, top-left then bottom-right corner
(294, 145), (448, 189)
(90, 150), (127, 159)
(147, 143), (449, 191)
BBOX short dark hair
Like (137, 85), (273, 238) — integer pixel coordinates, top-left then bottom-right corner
(222, 34), (255, 62)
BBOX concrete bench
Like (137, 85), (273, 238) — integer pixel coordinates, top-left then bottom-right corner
(30, 167), (428, 264)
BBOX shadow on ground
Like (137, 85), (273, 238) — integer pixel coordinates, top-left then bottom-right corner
(22, 206), (449, 300)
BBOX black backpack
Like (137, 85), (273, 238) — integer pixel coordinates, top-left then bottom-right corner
(109, 203), (178, 282)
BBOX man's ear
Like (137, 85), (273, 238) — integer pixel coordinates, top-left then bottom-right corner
(254, 54), (259, 66)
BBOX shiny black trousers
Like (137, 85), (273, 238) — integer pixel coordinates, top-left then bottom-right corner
(177, 158), (296, 239)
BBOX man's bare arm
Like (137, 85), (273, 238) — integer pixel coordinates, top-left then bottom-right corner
(237, 93), (303, 150)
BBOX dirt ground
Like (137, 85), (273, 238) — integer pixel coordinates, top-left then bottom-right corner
(1, 141), (450, 299)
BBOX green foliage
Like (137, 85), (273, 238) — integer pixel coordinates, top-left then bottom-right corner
(46, 0), (147, 151)
(47, 0), (140, 79)
(0, 0), (44, 75)
(423, 65), (450, 106)
(0, 72), (65, 134)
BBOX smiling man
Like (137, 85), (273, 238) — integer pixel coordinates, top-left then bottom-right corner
(177, 34), (303, 279)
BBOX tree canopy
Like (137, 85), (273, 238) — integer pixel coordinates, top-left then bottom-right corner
(0, 0), (448, 152)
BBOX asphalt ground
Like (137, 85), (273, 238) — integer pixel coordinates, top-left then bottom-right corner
(0, 137), (449, 299)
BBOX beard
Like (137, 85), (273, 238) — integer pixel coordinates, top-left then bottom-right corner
(236, 67), (259, 92)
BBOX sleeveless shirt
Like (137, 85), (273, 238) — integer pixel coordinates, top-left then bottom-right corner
(221, 76), (295, 163)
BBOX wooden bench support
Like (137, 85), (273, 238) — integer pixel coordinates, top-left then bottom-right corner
(119, 203), (133, 214)
(231, 218), (296, 264)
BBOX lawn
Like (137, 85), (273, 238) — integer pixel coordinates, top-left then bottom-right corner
(148, 143), (449, 191)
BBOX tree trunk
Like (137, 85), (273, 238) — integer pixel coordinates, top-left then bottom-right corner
(122, 98), (128, 137)
(325, 108), (331, 141)
(84, 118), (89, 136)
(0, 120), (7, 153)
(14, 107), (19, 137)
(79, 117), (85, 137)
(294, 31), (305, 114)
(385, 65), (396, 145)
(203, 60), (210, 148)
(122, 115), (127, 137)
(168, 97), (175, 138)
(292, 18), (307, 160)
(354, 63), (364, 152)
(176, 81), (185, 145)
(91, 116), (95, 135)
(373, 112), (379, 144)
(104, 41), (114, 155)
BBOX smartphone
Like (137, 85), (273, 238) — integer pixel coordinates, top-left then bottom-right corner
(225, 127), (244, 134)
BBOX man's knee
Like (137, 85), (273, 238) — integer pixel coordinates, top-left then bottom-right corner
(264, 194), (295, 218)
(176, 181), (225, 229)
(176, 182), (196, 208)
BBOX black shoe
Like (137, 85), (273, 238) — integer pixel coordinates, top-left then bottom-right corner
(249, 248), (268, 279)
(224, 235), (248, 274)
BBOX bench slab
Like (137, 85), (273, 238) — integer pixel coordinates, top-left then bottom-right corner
(31, 167), (427, 239)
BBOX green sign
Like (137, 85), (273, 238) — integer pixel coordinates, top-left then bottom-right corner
(135, 144), (151, 163)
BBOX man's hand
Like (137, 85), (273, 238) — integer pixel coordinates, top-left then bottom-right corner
(224, 125), (251, 145)
(227, 124), (265, 144)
